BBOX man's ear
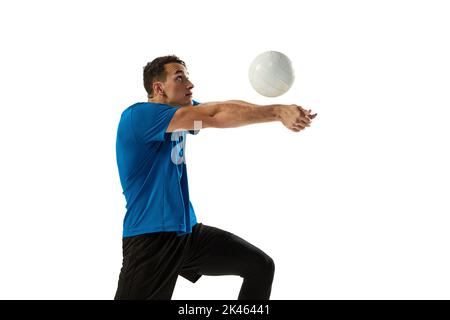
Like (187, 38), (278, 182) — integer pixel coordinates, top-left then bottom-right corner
(153, 82), (164, 96)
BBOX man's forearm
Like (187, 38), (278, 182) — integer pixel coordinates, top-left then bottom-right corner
(209, 100), (280, 128)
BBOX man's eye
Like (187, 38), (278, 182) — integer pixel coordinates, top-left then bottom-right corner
(176, 76), (183, 81)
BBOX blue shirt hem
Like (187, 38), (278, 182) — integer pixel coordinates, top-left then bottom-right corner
(123, 222), (198, 238)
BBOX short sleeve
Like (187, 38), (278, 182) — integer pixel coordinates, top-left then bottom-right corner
(131, 103), (179, 142)
(188, 100), (201, 135)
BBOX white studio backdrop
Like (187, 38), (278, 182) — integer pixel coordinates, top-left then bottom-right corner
(0, 0), (449, 299)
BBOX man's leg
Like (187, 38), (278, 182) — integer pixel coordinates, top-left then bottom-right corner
(115, 232), (187, 300)
(180, 224), (275, 300)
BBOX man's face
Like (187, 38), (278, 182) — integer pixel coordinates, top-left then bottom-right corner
(159, 63), (194, 107)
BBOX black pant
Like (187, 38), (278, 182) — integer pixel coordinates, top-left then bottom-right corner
(114, 223), (275, 300)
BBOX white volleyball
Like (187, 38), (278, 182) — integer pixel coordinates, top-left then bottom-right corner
(248, 51), (295, 97)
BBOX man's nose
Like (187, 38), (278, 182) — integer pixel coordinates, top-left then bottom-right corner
(187, 80), (194, 90)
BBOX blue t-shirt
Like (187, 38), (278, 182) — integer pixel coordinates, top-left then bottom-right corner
(116, 100), (201, 237)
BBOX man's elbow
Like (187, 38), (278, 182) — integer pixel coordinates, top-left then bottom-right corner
(195, 115), (217, 129)
(166, 108), (217, 132)
(185, 106), (219, 129)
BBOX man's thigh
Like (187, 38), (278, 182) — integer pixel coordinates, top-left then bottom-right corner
(179, 223), (272, 278)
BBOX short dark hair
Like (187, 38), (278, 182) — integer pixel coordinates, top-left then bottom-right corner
(143, 55), (186, 98)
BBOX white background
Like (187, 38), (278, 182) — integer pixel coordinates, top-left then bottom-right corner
(0, 0), (449, 299)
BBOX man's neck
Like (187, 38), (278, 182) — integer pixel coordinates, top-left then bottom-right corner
(148, 97), (168, 104)
(148, 97), (191, 108)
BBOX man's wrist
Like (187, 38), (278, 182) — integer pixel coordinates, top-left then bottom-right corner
(272, 105), (282, 121)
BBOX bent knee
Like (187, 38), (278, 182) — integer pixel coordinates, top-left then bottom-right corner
(264, 255), (275, 276)
(244, 253), (275, 278)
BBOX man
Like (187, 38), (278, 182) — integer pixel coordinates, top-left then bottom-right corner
(114, 55), (317, 300)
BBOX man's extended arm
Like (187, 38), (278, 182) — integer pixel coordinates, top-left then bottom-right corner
(166, 100), (316, 133)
